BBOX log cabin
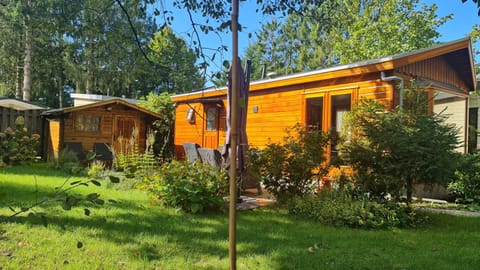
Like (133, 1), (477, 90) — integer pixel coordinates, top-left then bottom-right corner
(41, 99), (162, 161)
(172, 38), (476, 161)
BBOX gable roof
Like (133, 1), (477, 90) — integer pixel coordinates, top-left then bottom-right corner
(0, 97), (48, 110)
(172, 37), (476, 102)
(42, 98), (162, 119)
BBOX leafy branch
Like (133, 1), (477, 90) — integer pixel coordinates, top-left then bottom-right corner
(3, 175), (120, 225)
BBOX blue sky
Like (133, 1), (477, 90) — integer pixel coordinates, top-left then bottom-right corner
(161, 1), (479, 82)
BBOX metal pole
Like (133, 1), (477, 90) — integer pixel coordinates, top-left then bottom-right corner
(229, 0), (239, 269)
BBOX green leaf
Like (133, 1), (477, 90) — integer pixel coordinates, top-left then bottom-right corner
(86, 151), (96, 161)
(109, 175), (120, 183)
(86, 193), (100, 201)
(90, 180), (101, 186)
(222, 60), (230, 69)
(108, 199), (117, 204)
(62, 202), (71, 211)
(190, 203), (202, 214)
(94, 199), (105, 205)
(40, 215), (48, 227)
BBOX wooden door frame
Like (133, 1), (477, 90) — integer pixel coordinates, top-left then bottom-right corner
(112, 115), (139, 153)
(203, 105), (220, 149)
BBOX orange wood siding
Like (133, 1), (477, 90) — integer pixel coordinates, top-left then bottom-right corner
(172, 39), (474, 158)
(174, 73), (397, 151)
(48, 120), (61, 159)
(247, 87), (304, 147)
(174, 102), (205, 158)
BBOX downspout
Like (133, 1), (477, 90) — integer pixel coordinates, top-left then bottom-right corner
(381, 71), (404, 108)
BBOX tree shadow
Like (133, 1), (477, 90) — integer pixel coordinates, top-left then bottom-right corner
(3, 169), (480, 269)
(3, 186), (316, 269)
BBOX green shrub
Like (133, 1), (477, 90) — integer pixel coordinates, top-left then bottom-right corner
(140, 160), (228, 213)
(448, 152), (480, 204)
(51, 148), (84, 175)
(340, 83), (460, 201)
(87, 160), (107, 178)
(0, 124), (40, 166)
(288, 189), (426, 229)
(258, 124), (331, 202)
(114, 142), (158, 178)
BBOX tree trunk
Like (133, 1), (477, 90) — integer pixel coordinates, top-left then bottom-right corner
(22, 25), (32, 101)
(406, 178), (414, 203)
(15, 60), (22, 99)
(58, 70), (64, 108)
(85, 37), (94, 94)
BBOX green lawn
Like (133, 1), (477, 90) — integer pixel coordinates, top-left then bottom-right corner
(1, 164), (479, 269)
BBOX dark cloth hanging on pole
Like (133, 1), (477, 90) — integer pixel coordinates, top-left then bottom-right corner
(222, 58), (251, 171)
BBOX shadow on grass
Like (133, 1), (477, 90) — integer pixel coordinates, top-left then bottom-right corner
(2, 167), (480, 269)
(1, 176), (313, 269)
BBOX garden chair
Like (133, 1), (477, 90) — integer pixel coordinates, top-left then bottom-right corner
(64, 142), (85, 160)
(183, 142), (201, 162)
(198, 148), (222, 168)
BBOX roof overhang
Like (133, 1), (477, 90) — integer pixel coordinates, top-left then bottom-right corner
(174, 97), (224, 107)
(0, 98), (48, 110)
(172, 37), (476, 102)
(42, 98), (163, 119)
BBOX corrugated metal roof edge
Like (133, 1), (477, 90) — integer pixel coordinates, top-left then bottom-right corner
(172, 37), (473, 100)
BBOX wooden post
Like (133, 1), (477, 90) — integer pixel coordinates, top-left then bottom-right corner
(229, 0), (239, 269)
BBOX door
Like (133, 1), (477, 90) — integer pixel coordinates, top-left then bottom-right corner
(204, 106), (219, 149)
(305, 91), (353, 161)
(329, 93), (351, 159)
(113, 116), (139, 154)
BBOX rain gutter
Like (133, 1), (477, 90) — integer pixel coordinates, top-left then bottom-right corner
(381, 71), (404, 107)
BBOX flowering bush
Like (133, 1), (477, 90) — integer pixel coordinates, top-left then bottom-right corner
(0, 121), (40, 166)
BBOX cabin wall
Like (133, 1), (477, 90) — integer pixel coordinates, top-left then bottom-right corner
(469, 95), (480, 152)
(46, 119), (61, 160)
(174, 72), (396, 156)
(434, 96), (468, 153)
(53, 104), (151, 159)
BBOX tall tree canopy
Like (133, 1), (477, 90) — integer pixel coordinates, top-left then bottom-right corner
(0, 0), (204, 107)
(148, 27), (203, 93)
(244, 0), (451, 80)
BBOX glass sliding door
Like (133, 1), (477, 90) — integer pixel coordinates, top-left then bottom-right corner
(330, 93), (351, 159)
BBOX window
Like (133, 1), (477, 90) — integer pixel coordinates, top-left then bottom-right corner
(206, 107), (218, 131)
(75, 115), (101, 132)
(306, 97), (323, 130)
(330, 94), (351, 159)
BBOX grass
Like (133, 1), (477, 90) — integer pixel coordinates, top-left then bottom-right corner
(1, 163), (480, 269)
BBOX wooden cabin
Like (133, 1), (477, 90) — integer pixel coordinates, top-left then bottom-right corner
(171, 38), (476, 160)
(41, 99), (162, 161)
